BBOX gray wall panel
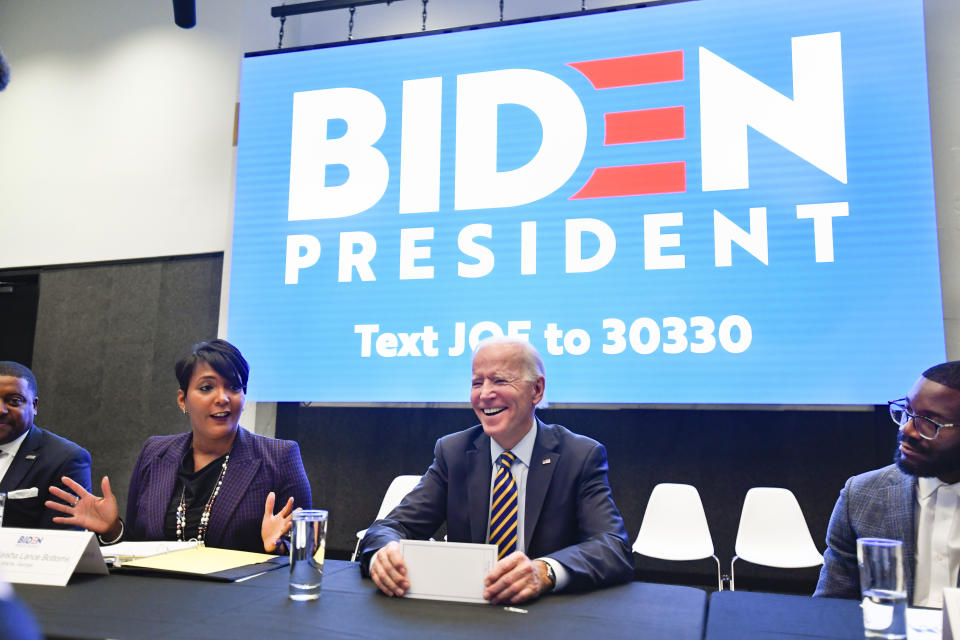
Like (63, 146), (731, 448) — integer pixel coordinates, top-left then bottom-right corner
(31, 255), (223, 511)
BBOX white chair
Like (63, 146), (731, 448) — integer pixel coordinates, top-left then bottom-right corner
(729, 487), (824, 590)
(350, 475), (422, 562)
(632, 483), (722, 590)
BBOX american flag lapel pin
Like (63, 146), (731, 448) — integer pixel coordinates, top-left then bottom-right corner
(542, 457), (551, 465)
(25, 454), (37, 460)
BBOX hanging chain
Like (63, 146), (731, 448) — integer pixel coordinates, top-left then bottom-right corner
(499, 0), (505, 22)
(581, 0), (586, 10)
(421, 0), (428, 31)
(277, 14), (286, 48)
(348, 5), (356, 40)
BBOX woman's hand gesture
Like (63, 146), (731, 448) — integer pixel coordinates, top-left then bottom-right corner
(46, 475), (122, 539)
(261, 491), (296, 553)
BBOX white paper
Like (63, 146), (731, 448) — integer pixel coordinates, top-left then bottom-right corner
(939, 589), (960, 640)
(100, 540), (199, 566)
(908, 606), (943, 640)
(399, 540), (497, 604)
(0, 528), (107, 586)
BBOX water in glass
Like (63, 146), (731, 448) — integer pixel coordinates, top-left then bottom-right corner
(289, 510), (327, 601)
(861, 588), (906, 639)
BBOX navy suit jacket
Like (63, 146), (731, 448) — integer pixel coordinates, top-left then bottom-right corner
(814, 464), (917, 600)
(0, 425), (91, 530)
(359, 420), (634, 591)
(124, 427), (312, 553)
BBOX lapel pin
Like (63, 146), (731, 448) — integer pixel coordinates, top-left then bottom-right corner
(542, 457), (551, 465)
(25, 454), (37, 460)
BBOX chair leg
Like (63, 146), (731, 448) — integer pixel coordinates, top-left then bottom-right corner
(351, 538), (361, 563)
(730, 556), (738, 591)
(711, 555), (723, 591)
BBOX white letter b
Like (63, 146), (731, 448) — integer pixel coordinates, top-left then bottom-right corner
(288, 88), (389, 221)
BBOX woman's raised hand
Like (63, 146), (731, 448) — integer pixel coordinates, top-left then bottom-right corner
(46, 475), (121, 539)
(261, 491), (296, 553)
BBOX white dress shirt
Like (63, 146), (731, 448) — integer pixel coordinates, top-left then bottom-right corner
(0, 429), (29, 484)
(489, 420), (569, 592)
(913, 477), (960, 607)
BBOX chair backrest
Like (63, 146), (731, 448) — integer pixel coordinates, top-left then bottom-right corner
(351, 475), (424, 562)
(734, 487), (824, 568)
(375, 475), (422, 520)
(633, 483), (715, 561)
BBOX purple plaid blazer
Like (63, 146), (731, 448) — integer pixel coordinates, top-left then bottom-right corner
(124, 427), (312, 553)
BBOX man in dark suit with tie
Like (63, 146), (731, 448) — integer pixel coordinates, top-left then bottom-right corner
(815, 360), (960, 607)
(359, 338), (633, 604)
(0, 361), (91, 529)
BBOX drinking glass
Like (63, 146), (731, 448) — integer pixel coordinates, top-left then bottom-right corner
(289, 509), (327, 601)
(857, 537), (906, 639)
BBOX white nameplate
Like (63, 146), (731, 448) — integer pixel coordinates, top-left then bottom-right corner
(0, 528), (107, 586)
(399, 540), (497, 604)
(943, 588), (960, 640)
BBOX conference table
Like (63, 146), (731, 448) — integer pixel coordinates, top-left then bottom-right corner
(704, 590), (865, 640)
(14, 559), (708, 639)
(17, 558), (921, 639)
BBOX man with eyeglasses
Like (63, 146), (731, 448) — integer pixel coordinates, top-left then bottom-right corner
(814, 361), (960, 606)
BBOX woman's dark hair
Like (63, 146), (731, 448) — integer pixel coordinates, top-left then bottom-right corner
(175, 339), (249, 393)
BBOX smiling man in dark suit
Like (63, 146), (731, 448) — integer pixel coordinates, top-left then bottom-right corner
(359, 338), (633, 604)
(0, 361), (91, 529)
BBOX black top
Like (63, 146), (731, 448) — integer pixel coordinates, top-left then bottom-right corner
(162, 450), (228, 541)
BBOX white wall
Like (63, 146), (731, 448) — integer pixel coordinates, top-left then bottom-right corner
(926, 0), (960, 359)
(1, 0), (957, 358)
(0, 0), (244, 266)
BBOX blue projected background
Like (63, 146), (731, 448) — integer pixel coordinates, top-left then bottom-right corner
(229, 0), (943, 404)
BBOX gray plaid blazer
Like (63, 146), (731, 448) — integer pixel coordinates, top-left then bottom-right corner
(123, 427), (312, 553)
(814, 464), (916, 600)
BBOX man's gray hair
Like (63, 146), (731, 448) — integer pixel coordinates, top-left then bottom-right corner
(472, 337), (548, 408)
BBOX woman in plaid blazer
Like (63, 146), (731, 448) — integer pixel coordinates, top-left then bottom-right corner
(46, 340), (312, 553)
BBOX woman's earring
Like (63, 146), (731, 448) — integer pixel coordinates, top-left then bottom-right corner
(181, 407), (187, 415)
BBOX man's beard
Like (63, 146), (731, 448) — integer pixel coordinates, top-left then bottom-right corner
(894, 432), (960, 478)
(895, 446), (927, 477)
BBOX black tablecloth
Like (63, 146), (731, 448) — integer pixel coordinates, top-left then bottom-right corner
(15, 559), (708, 639)
(705, 590), (864, 640)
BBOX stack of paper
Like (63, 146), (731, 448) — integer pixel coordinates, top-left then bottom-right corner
(100, 540), (199, 566)
(122, 546), (276, 575)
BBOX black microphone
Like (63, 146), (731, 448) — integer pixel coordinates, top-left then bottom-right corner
(173, 0), (196, 29)
(0, 47), (10, 91)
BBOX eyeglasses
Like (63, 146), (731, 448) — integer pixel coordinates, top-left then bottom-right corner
(888, 398), (958, 440)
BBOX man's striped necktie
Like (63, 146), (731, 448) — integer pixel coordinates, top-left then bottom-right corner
(489, 451), (519, 559)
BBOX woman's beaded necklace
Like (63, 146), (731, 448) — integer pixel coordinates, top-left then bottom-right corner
(176, 454), (229, 544)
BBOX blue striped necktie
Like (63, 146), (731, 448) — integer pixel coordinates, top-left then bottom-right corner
(489, 451), (519, 559)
